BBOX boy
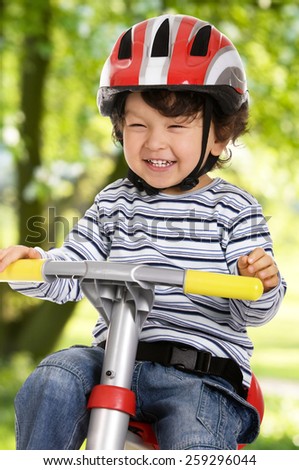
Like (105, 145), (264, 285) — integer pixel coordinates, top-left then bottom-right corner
(0, 14), (286, 450)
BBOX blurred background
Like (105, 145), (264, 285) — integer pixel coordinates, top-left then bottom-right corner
(0, 0), (298, 450)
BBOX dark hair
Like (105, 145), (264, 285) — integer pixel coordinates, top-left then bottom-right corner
(110, 90), (249, 170)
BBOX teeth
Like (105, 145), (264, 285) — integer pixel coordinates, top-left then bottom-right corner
(147, 159), (173, 167)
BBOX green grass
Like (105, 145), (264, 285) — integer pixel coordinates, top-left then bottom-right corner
(0, 353), (35, 450)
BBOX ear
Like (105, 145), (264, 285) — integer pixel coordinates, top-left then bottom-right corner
(208, 121), (230, 157)
(210, 134), (230, 157)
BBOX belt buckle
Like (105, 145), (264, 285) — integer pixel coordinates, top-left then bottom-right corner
(195, 350), (212, 374)
(170, 346), (198, 371)
(169, 345), (212, 375)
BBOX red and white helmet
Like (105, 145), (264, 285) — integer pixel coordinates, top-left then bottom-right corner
(98, 14), (248, 116)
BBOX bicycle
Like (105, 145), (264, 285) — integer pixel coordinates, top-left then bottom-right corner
(0, 259), (264, 450)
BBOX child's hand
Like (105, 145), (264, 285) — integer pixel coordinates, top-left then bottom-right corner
(237, 247), (279, 293)
(0, 245), (41, 273)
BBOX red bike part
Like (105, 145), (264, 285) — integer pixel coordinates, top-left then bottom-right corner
(238, 373), (264, 449)
(87, 384), (136, 416)
(128, 421), (159, 449)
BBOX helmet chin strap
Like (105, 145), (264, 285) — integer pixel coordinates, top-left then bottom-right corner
(127, 97), (215, 196)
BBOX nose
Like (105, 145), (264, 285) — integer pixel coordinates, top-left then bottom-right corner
(144, 127), (167, 151)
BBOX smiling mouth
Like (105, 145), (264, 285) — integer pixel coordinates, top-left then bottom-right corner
(146, 159), (175, 167)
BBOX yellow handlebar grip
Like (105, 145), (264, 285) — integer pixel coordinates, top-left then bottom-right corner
(0, 259), (46, 282)
(184, 270), (263, 301)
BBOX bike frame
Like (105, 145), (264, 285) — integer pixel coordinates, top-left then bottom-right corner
(0, 260), (263, 450)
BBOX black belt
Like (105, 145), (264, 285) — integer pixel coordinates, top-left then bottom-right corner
(99, 340), (247, 399)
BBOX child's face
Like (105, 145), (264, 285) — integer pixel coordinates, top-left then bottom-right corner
(122, 92), (226, 194)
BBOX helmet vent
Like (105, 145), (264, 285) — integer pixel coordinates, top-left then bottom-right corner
(190, 25), (211, 56)
(151, 18), (169, 57)
(118, 28), (132, 60)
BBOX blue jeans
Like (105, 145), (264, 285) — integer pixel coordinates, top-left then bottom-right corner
(15, 346), (260, 450)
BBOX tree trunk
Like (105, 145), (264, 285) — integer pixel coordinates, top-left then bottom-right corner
(17, 0), (51, 245)
(0, 0), (77, 359)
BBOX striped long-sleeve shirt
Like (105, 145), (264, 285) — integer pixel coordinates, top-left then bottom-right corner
(12, 177), (286, 386)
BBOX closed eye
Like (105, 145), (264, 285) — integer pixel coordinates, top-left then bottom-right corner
(127, 123), (146, 128)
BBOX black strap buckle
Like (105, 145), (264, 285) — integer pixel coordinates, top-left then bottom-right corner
(169, 345), (212, 374)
